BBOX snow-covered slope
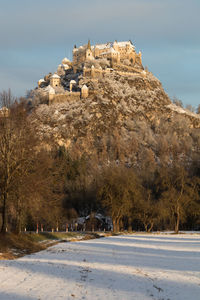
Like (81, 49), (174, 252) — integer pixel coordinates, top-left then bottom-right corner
(0, 233), (199, 300)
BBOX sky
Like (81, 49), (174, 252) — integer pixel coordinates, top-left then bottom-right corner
(0, 0), (199, 108)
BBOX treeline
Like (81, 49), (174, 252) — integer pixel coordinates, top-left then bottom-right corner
(0, 91), (200, 234)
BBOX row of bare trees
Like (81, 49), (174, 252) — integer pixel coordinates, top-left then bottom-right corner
(0, 92), (64, 233)
(98, 164), (200, 233)
(0, 91), (200, 234)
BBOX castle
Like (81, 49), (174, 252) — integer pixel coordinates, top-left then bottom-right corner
(37, 40), (145, 105)
(72, 40), (142, 73)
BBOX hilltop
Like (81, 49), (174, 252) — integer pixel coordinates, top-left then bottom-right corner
(26, 40), (200, 166)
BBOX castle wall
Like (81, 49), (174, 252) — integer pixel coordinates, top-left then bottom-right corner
(83, 67), (104, 78)
(49, 92), (81, 105)
(83, 64), (143, 79)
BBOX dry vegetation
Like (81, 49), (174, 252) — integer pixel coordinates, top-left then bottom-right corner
(0, 68), (200, 250)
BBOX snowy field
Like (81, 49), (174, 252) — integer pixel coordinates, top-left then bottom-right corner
(0, 233), (200, 300)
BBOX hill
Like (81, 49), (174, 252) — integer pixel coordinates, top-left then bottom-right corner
(28, 56), (200, 167)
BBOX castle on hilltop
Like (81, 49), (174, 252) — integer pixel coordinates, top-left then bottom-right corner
(37, 40), (145, 105)
(73, 40), (142, 73)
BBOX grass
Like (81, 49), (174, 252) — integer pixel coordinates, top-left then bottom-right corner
(0, 231), (112, 260)
(0, 232), (45, 259)
(26, 231), (102, 242)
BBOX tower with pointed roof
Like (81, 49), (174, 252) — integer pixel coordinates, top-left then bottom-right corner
(87, 39), (91, 50)
(86, 39), (93, 60)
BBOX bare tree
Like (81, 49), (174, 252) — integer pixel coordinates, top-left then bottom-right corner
(98, 166), (142, 232)
(157, 165), (199, 233)
(196, 104), (200, 114)
(0, 92), (52, 233)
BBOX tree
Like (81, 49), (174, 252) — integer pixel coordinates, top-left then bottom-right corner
(156, 165), (199, 233)
(173, 97), (183, 107)
(136, 189), (161, 232)
(0, 92), (57, 233)
(186, 104), (195, 113)
(98, 166), (142, 232)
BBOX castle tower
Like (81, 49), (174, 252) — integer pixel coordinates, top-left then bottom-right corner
(91, 65), (95, 78)
(110, 47), (118, 64)
(70, 80), (76, 92)
(81, 85), (89, 99)
(87, 39), (91, 50)
(113, 40), (118, 51)
(138, 51), (142, 64)
(86, 40), (93, 60)
(46, 85), (55, 104)
(38, 78), (45, 88)
(50, 73), (61, 87)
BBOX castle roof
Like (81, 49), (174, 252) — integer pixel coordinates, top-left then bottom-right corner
(82, 84), (88, 90)
(70, 80), (76, 84)
(62, 63), (70, 69)
(94, 41), (135, 50)
(95, 42), (112, 50)
(109, 47), (117, 53)
(50, 73), (60, 79)
(74, 40), (136, 55)
(62, 57), (71, 64)
(117, 41), (135, 48)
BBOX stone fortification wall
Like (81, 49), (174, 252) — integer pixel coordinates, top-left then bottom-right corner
(49, 92), (81, 105)
(116, 70), (145, 77)
(114, 62), (143, 73)
(83, 67), (105, 78)
(83, 65), (144, 79)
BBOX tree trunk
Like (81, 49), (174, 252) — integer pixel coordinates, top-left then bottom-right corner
(147, 222), (154, 233)
(174, 211), (180, 234)
(116, 218), (120, 232)
(15, 218), (22, 234)
(128, 217), (132, 232)
(113, 219), (117, 232)
(15, 198), (22, 234)
(113, 218), (120, 232)
(15, 210), (22, 234)
(1, 192), (7, 233)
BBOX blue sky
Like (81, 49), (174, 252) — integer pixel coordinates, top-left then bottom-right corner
(0, 0), (199, 108)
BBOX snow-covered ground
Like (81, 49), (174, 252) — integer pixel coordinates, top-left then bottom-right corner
(0, 233), (200, 300)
